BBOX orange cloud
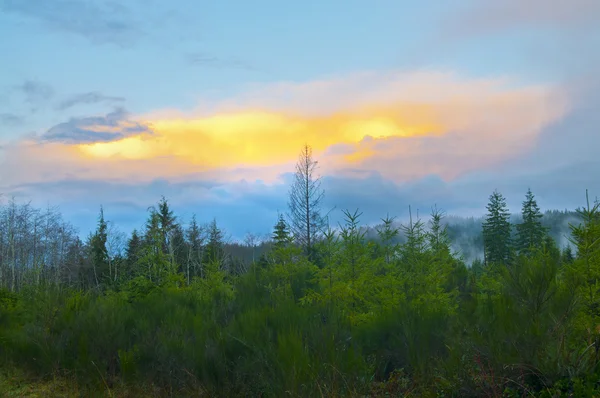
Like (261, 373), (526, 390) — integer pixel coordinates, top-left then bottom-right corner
(1, 71), (570, 188)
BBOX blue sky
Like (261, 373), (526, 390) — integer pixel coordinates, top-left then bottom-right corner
(1, 0), (599, 240)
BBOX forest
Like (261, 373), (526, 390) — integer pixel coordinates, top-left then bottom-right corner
(1, 145), (599, 397)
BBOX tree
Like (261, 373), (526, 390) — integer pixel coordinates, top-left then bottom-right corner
(516, 188), (546, 255)
(562, 245), (575, 264)
(427, 206), (452, 258)
(482, 190), (513, 266)
(272, 213), (291, 249)
(89, 206), (109, 288)
(125, 229), (142, 279)
(288, 144), (325, 261)
(203, 219), (225, 267)
(400, 206), (428, 268)
(156, 196), (177, 262)
(140, 208), (171, 283)
(376, 214), (400, 264)
(186, 214), (204, 281)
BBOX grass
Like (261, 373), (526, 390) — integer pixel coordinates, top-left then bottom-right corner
(0, 366), (210, 398)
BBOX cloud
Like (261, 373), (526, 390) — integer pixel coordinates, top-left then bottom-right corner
(9, 159), (598, 241)
(0, 0), (141, 46)
(0, 113), (24, 126)
(57, 92), (125, 111)
(41, 108), (153, 144)
(184, 52), (256, 71)
(449, 0), (600, 34)
(0, 69), (586, 239)
(16, 80), (54, 107)
(0, 70), (568, 188)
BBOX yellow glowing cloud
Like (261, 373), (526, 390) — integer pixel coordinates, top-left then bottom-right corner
(1, 71), (570, 187)
(78, 108), (444, 169)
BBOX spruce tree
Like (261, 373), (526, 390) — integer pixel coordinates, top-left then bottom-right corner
(562, 245), (575, 264)
(516, 188), (546, 255)
(125, 229), (142, 278)
(273, 213), (291, 248)
(186, 215), (204, 280)
(427, 206), (451, 257)
(376, 214), (400, 264)
(482, 190), (512, 265)
(203, 219), (225, 266)
(156, 196), (177, 256)
(88, 206), (109, 287)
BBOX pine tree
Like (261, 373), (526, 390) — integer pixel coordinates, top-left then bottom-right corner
(203, 219), (225, 267)
(125, 229), (142, 279)
(482, 190), (513, 266)
(156, 196), (177, 260)
(89, 206), (109, 287)
(401, 206), (428, 268)
(140, 209), (170, 282)
(376, 214), (400, 264)
(186, 214), (204, 280)
(427, 206), (451, 258)
(273, 213), (291, 249)
(170, 224), (188, 271)
(562, 245), (575, 264)
(516, 188), (546, 255)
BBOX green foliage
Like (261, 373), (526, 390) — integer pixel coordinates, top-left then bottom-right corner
(3, 191), (600, 396)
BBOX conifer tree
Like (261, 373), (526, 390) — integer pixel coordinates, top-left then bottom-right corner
(428, 206), (452, 257)
(562, 244), (575, 264)
(140, 208), (170, 282)
(88, 206), (109, 287)
(156, 196), (177, 259)
(203, 219), (225, 267)
(482, 190), (513, 265)
(186, 214), (204, 280)
(272, 213), (291, 249)
(401, 206), (428, 268)
(516, 188), (546, 255)
(376, 214), (400, 264)
(170, 224), (187, 271)
(125, 229), (142, 279)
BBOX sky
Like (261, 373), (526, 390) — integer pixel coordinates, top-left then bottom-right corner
(1, 0), (599, 240)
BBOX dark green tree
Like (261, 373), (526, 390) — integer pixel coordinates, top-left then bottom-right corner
(482, 190), (513, 266)
(140, 208), (171, 282)
(516, 188), (546, 256)
(273, 212), (291, 249)
(124, 229), (142, 279)
(427, 206), (451, 258)
(156, 196), (177, 258)
(562, 244), (575, 264)
(186, 214), (204, 281)
(170, 224), (188, 272)
(88, 206), (109, 288)
(203, 219), (226, 267)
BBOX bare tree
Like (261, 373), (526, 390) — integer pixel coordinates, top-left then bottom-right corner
(288, 144), (326, 260)
(106, 221), (127, 283)
(244, 232), (261, 264)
